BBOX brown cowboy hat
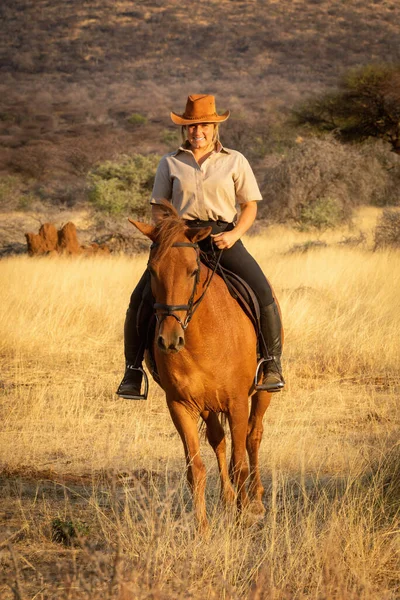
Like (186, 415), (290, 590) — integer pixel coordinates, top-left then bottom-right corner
(170, 94), (230, 125)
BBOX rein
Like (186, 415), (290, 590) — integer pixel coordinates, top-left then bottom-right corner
(149, 241), (223, 330)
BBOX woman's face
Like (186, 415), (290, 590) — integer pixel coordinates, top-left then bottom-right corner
(187, 123), (215, 150)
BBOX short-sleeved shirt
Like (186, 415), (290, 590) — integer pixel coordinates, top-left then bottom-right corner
(150, 142), (262, 222)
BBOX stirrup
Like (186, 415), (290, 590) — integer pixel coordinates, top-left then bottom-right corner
(117, 366), (149, 400)
(254, 358), (285, 393)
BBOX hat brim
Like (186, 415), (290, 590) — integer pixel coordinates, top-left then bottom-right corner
(170, 110), (230, 125)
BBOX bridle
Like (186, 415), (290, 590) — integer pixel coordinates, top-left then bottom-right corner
(148, 241), (223, 331)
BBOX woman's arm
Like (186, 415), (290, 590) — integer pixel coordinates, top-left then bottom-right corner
(212, 201), (257, 249)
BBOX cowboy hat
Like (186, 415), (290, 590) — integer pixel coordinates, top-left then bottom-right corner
(170, 94), (230, 125)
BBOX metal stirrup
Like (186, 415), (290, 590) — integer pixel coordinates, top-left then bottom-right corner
(254, 357), (272, 388)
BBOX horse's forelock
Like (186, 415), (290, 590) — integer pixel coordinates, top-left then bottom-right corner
(152, 213), (187, 261)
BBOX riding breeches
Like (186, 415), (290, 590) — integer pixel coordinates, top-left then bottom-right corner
(193, 220), (274, 307)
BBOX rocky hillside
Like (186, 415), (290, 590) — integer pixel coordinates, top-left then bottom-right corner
(1, 0), (399, 250)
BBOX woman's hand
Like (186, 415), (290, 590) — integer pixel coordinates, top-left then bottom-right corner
(211, 229), (240, 250)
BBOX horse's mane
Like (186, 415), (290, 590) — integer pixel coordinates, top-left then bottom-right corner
(152, 201), (187, 261)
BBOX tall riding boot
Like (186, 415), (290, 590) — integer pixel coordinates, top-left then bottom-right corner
(116, 272), (152, 400)
(256, 300), (285, 393)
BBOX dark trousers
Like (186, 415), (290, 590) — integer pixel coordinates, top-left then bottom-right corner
(124, 221), (275, 364)
(196, 220), (274, 306)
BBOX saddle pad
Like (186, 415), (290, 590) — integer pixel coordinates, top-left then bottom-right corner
(200, 255), (261, 335)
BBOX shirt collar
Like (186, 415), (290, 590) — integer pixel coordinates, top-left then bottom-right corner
(171, 140), (230, 157)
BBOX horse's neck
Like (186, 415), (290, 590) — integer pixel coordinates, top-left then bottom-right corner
(195, 263), (231, 314)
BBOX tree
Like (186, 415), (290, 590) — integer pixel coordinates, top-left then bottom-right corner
(293, 64), (400, 153)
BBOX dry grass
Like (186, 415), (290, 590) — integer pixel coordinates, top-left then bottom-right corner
(0, 209), (399, 598)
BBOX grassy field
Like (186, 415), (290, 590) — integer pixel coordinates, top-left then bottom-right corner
(0, 208), (399, 599)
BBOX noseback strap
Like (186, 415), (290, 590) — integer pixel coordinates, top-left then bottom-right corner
(154, 303), (191, 312)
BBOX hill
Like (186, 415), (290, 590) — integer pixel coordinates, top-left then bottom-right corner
(1, 0), (400, 249)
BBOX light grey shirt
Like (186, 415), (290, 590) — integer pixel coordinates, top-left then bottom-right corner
(150, 143), (262, 222)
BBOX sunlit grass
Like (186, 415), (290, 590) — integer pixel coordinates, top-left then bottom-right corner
(0, 211), (399, 598)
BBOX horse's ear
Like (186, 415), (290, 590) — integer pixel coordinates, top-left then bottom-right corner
(185, 226), (212, 243)
(128, 219), (156, 241)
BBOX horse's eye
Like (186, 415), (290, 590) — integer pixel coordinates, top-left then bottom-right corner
(191, 269), (199, 278)
(148, 265), (156, 277)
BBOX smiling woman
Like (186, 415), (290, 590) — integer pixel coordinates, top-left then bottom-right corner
(116, 94), (285, 400)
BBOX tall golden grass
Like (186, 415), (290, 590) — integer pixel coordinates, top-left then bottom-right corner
(0, 211), (399, 599)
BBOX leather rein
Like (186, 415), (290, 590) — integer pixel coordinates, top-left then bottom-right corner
(149, 241), (223, 330)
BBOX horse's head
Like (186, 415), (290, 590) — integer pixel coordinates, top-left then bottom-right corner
(130, 203), (211, 354)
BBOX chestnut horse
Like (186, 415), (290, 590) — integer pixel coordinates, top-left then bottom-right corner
(130, 205), (275, 530)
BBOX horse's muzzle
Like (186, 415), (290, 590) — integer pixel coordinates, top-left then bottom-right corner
(157, 332), (185, 354)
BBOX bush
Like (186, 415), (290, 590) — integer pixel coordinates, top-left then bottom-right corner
(298, 196), (342, 231)
(223, 113), (293, 160)
(358, 141), (400, 207)
(87, 154), (160, 215)
(0, 175), (23, 208)
(161, 128), (180, 148)
(293, 63), (400, 154)
(260, 136), (399, 227)
(127, 113), (148, 126)
(374, 209), (400, 249)
(0, 174), (39, 210)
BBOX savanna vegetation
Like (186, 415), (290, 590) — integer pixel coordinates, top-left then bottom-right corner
(1, 1), (400, 598)
(1, 0), (400, 251)
(1, 211), (399, 599)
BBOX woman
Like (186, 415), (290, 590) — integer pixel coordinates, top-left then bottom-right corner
(117, 94), (284, 400)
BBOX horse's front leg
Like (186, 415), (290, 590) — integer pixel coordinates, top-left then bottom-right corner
(201, 410), (235, 508)
(228, 402), (250, 511)
(246, 390), (271, 516)
(167, 399), (208, 531)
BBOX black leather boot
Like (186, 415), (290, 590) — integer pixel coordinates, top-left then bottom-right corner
(116, 365), (148, 400)
(256, 301), (285, 393)
(116, 272), (152, 400)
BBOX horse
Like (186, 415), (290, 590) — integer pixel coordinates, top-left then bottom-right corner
(130, 204), (277, 531)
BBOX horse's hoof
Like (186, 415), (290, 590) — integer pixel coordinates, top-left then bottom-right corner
(241, 509), (265, 528)
(248, 500), (266, 517)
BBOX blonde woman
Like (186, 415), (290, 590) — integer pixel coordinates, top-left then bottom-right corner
(117, 94), (284, 399)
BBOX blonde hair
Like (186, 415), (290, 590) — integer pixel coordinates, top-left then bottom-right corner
(181, 123), (220, 148)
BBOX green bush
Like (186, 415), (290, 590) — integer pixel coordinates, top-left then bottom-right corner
(127, 112), (148, 126)
(293, 63), (400, 153)
(298, 196), (342, 231)
(88, 154), (160, 215)
(161, 128), (180, 148)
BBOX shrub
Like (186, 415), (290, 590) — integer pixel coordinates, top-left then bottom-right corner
(374, 209), (400, 249)
(260, 136), (398, 226)
(298, 196), (342, 231)
(127, 113), (148, 126)
(286, 240), (328, 254)
(161, 128), (180, 148)
(293, 63), (400, 154)
(87, 154), (160, 215)
(0, 175), (23, 208)
(51, 518), (89, 546)
(223, 114), (293, 160)
(358, 141), (400, 207)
